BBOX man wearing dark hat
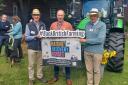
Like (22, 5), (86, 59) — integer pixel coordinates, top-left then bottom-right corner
(25, 9), (47, 85)
(80, 8), (106, 85)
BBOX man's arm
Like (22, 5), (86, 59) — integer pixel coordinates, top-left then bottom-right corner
(50, 22), (55, 30)
(86, 23), (106, 45)
(40, 22), (47, 30)
(68, 23), (74, 31)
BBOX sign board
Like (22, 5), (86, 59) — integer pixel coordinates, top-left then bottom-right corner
(41, 38), (81, 67)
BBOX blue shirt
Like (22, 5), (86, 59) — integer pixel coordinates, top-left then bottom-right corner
(9, 22), (22, 39)
(25, 25), (36, 41)
(84, 20), (106, 54)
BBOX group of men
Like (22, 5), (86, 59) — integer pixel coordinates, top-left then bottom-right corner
(25, 8), (106, 85)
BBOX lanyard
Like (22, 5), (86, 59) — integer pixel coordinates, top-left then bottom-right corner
(57, 21), (64, 30)
(89, 24), (94, 32)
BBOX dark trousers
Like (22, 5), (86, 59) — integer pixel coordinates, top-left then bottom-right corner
(54, 66), (71, 79)
(11, 38), (23, 60)
(0, 35), (9, 57)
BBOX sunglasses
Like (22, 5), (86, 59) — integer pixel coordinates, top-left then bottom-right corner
(32, 14), (40, 16)
(90, 15), (98, 17)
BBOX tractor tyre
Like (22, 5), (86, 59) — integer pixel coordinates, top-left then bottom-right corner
(106, 32), (125, 72)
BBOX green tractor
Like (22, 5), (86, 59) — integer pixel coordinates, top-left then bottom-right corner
(67, 0), (126, 72)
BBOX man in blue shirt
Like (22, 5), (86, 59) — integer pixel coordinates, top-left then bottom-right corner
(80, 8), (106, 85)
(0, 14), (11, 58)
(25, 9), (47, 85)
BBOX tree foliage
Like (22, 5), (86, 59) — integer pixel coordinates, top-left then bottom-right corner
(0, 0), (6, 11)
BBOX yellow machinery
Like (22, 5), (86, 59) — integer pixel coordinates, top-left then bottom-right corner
(101, 50), (117, 65)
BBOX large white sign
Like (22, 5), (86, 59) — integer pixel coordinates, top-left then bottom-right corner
(41, 38), (81, 67)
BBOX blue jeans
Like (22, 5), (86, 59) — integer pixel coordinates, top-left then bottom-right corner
(0, 35), (9, 57)
(54, 66), (71, 79)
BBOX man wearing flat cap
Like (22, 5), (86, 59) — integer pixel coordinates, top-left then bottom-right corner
(80, 8), (106, 85)
(25, 9), (47, 85)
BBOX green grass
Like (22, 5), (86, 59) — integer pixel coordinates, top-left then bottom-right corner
(0, 40), (128, 85)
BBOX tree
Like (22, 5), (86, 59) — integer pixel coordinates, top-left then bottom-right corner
(0, 0), (6, 11)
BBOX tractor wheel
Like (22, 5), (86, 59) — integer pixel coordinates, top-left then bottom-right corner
(106, 32), (125, 72)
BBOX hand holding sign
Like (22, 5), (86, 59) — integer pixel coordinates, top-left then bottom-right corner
(35, 34), (42, 39)
(80, 38), (87, 43)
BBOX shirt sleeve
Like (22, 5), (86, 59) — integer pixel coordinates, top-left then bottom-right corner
(86, 23), (106, 45)
(50, 23), (55, 30)
(25, 24), (35, 41)
(68, 23), (73, 31)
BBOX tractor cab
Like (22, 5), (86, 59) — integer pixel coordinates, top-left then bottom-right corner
(74, 0), (111, 29)
(82, 0), (110, 18)
(68, 0), (111, 29)
(70, 0), (124, 30)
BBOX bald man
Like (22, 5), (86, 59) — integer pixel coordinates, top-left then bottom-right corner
(48, 10), (73, 85)
(50, 10), (73, 30)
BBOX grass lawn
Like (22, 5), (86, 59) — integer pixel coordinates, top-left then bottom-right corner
(0, 40), (128, 85)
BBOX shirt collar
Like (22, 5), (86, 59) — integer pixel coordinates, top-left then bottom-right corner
(33, 21), (39, 25)
(57, 20), (64, 24)
(33, 21), (40, 29)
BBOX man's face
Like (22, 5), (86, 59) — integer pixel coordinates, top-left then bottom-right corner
(32, 14), (40, 22)
(57, 11), (65, 22)
(1, 15), (8, 22)
(90, 15), (98, 23)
